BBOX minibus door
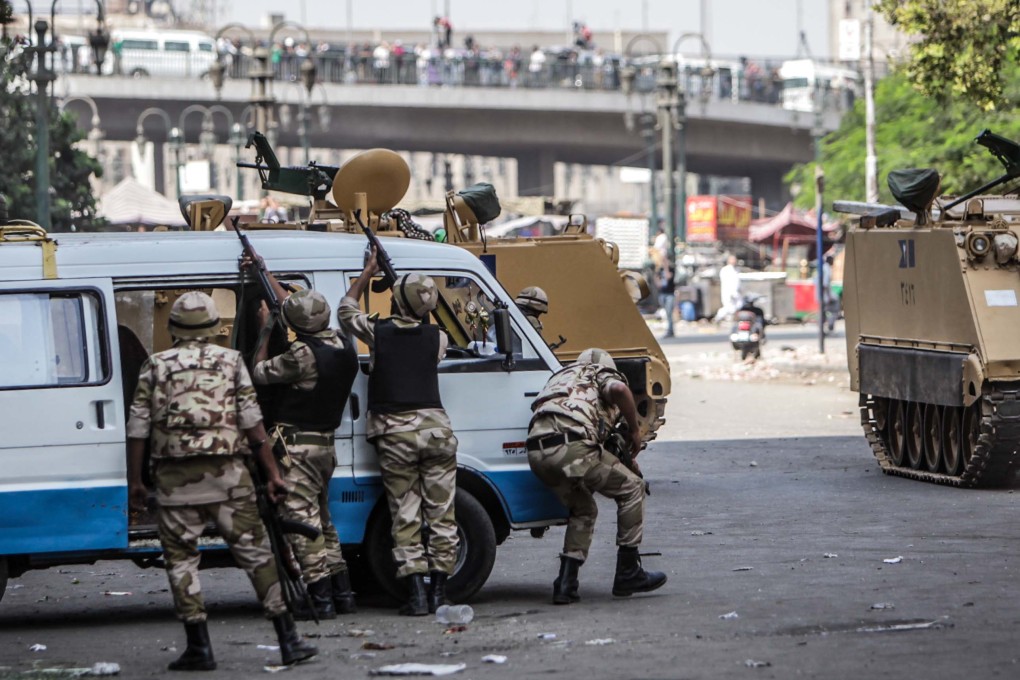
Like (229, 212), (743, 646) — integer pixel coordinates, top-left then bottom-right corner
(0, 278), (127, 555)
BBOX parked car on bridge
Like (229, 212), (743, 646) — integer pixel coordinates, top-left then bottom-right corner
(103, 29), (216, 79)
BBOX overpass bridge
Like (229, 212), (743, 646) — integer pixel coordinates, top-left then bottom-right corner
(59, 73), (841, 209)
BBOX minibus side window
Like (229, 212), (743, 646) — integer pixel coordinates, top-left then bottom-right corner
(164, 41), (190, 53)
(0, 291), (107, 389)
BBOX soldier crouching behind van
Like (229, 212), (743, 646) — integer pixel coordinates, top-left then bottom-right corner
(248, 265), (359, 621)
(126, 291), (317, 671)
(337, 246), (459, 616)
(527, 348), (666, 604)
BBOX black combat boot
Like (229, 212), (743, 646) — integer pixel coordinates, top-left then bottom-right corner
(398, 573), (429, 616)
(271, 613), (318, 666)
(291, 577), (336, 621)
(427, 571), (448, 614)
(552, 556), (582, 605)
(612, 546), (667, 597)
(168, 621), (216, 671)
(330, 570), (358, 615)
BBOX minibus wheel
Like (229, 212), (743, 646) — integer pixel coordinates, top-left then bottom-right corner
(364, 490), (497, 603)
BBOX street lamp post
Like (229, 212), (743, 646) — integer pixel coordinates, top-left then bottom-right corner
(59, 95), (105, 191)
(669, 33), (713, 247)
(136, 107), (174, 196)
(230, 122), (246, 199)
(168, 127), (184, 197)
(27, 19), (55, 228)
(88, 1), (110, 75)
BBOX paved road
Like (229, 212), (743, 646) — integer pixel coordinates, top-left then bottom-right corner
(2, 323), (1017, 679)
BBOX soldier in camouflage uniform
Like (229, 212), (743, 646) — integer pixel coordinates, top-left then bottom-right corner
(515, 286), (549, 337)
(127, 291), (318, 671)
(249, 266), (359, 620)
(527, 348), (666, 604)
(337, 246), (458, 616)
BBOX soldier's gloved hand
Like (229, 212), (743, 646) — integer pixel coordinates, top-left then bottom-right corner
(128, 481), (148, 512)
(266, 477), (289, 504)
(240, 253), (264, 270)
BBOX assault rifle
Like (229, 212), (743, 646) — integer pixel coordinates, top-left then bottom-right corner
(243, 449), (321, 622)
(237, 131), (339, 201)
(232, 217), (282, 314)
(352, 208), (398, 293)
(602, 419), (650, 496)
(943, 130), (1020, 211)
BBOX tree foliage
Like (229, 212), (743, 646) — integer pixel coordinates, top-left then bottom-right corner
(876, 0), (1020, 111)
(785, 64), (1020, 211)
(0, 35), (102, 231)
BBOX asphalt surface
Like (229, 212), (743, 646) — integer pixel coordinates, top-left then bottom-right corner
(1, 322), (1018, 679)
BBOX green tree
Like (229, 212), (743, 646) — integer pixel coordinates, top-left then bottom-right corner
(0, 28), (103, 231)
(876, 0), (1020, 111)
(785, 66), (1020, 210)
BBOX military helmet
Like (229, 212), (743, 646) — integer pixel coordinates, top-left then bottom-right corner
(394, 273), (439, 318)
(282, 289), (331, 333)
(576, 347), (617, 370)
(515, 286), (549, 316)
(169, 291), (221, 340)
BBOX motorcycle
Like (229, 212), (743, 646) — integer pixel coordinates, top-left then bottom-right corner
(729, 294), (767, 361)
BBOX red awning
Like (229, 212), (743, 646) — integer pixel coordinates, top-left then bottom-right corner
(749, 202), (840, 243)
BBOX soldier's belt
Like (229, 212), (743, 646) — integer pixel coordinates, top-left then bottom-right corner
(278, 427), (333, 447)
(527, 432), (587, 451)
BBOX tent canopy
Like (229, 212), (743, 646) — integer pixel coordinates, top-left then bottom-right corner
(749, 202), (839, 243)
(97, 177), (188, 227)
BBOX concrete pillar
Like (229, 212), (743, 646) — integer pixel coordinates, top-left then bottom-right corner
(516, 149), (556, 197)
(749, 168), (789, 213)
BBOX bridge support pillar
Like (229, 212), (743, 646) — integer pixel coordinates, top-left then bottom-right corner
(749, 168), (789, 214)
(516, 150), (556, 197)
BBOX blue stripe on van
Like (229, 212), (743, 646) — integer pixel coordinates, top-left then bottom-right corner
(480, 469), (568, 524)
(0, 486), (128, 555)
(328, 477), (384, 544)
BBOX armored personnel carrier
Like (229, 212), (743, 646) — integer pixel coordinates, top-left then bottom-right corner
(230, 134), (669, 441)
(836, 130), (1020, 487)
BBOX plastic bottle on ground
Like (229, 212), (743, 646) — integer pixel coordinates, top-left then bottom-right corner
(435, 604), (474, 624)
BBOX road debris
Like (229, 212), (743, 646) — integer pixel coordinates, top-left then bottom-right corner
(443, 625), (468, 635)
(584, 639), (615, 646)
(257, 645), (280, 651)
(690, 530), (713, 536)
(719, 611), (739, 620)
(102, 591), (132, 596)
(370, 662), (467, 676)
(481, 655), (507, 664)
(537, 633), (557, 640)
(883, 556), (903, 564)
(749, 461), (758, 467)
(263, 665), (289, 673)
(435, 604), (474, 624)
(348, 629), (375, 637)
(30, 644), (47, 652)
(732, 566), (754, 572)
(823, 553), (838, 559)
(351, 653), (378, 660)
(744, 659), (771, 668)
(363, 642), (396, 650)
(870, 603), (895, 610)
(87, 662), (121, 676)
(856, 620), (943, 633)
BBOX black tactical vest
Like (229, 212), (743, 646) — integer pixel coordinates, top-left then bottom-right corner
(368, 319), (443, 413)
(275, 333), (358, 432)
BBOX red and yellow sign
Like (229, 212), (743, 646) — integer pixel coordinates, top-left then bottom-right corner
(686, 195), (752, 243)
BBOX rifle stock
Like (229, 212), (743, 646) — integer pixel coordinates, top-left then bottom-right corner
(244, 448), (319, 621)
(352, 209), (399, 293)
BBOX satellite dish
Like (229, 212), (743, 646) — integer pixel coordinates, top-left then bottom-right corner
(331, 148), (411, 214)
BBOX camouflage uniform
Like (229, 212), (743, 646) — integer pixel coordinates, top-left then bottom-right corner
(528, 362), (645, 562)
(515, 286), (548, 337)
(253, 330), (349, 583)
(128, 337), (285, 623)
(337, 293), (458, 579)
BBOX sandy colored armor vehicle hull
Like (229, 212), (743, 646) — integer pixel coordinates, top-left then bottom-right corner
(837, 131), (1020, 487)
